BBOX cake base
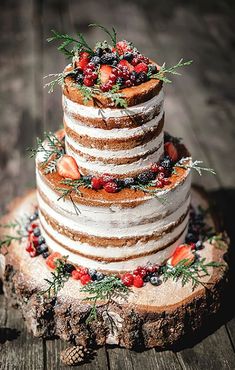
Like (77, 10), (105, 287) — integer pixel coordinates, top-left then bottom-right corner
(0, 188), (229, 350)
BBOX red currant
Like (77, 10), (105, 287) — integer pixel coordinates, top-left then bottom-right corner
(109, 73), (117, 82)
(158, 166), (165, 173)
(156, 180), (164, 188)
(87, 62), (95, 70)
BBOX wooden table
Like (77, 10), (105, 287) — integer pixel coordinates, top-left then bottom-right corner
(0, 1), (235, 368)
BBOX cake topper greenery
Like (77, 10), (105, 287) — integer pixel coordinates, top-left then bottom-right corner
(44, 24), (192, 107)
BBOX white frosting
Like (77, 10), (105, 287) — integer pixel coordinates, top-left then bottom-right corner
(64, 109), (164, 139)
(63, 89), (164, 120)
(65, 132), (163, 159)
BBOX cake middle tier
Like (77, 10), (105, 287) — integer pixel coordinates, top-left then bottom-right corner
(36, 158), (191, 273)
(63, 90), (164, 177)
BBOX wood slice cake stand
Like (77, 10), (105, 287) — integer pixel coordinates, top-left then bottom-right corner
(0, 187), (229, 352)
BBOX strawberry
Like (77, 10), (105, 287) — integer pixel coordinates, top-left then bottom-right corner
(134, 62), (148, 73)
(170, 244), (195, 267)
(121, 273), (134, 287)
(103, 181), (118, 193)
(75, 51), (90, 70)
(116, 40), (131, 55)
(164, 142), (178, 162)
(80, 274), (92, 285)
(99, 65), (112, 84)
(91, 177), (103, 190)
(133, 275), (144, 288)
(118, 59), (134, 71)
(57, 155), (81, 180)
(46, 252), (62, 269)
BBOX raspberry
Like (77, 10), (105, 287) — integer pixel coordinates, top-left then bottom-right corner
(80, 274), (92, 285)
(133, 267), (147, 278)
(103, 181), (119, 193)
(101, 173), (115, 185)
(121, 273), (134, 287)
(72, 270), (80, 280)
(133, 275), (144, 288)
(83, 77), (94, 87)
(91, 177), (103, 190)
(134, 62), (148, 73)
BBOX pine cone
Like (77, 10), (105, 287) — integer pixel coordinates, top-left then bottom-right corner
(60, 345), (88, 366)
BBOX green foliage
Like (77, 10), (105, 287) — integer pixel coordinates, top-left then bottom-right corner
(149, 59), (193, 83)
(47, 30), (93, 57)
(40, 257), (70, 298)
(80, 275), (129, 323)
(176, 158), (216, 176)
(89, 24), (117, 47)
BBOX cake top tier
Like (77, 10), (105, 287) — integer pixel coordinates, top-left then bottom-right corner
(46, 25), (192, 108)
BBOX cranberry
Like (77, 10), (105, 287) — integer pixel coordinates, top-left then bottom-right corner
(125, 79), (132, 87)
(26, 242), (34, 253)
(29, 249), (37, 258)
(76, 266), (88, 279)
(111, 68), (118, 76)
(121, 273), (134, 287)
(109, 73), (117, 82)
(133, 275), (144, 288)
(100, 84), (110, 92)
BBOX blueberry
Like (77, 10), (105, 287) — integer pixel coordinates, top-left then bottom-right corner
(76, 73), (84, 84)
(143, 275), (151, 282)
(195, 240), (204, 250)
(34, 209), (39, 217)
(135, 78), (142, 85)
(95, 47), (103, 57)
(138, 72), (148, 82)
(38, 236), (45, 245)
(89, 269), (97, 280)
(64, 263), (75, 274)
(42, 251), (49, 259)
(123, 52), (134, 62)
(96, 272), (104, 281)
(33, 227), (41, 237)
(148, 64), (157, 74)
(137, 171), (155, 184)
(112, 60), (118, 66)
(150, 276), (162, 286)
(37, 243), (48, 254)
(29, 214), (37, 222)
(123, 177), (135, 187)
(90, 56), (101, 65)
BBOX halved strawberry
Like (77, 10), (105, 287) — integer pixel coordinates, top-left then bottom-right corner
(46, 252), (62, 269)
(170, 244), (195, 267)
(75, 51), (90, 70)
(57, 155), (81, 180)
(164, 142), (178, 162)
(116, 40), (131, 55)
(118, 59), (134, 71)
(99, 65), (112, 84)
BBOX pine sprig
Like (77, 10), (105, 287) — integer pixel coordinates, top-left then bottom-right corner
(80, 275), (129, 323)
(103, 84), (127, 108)
(162, 258), (223, 290)
(150, 59), (193, 83)
(44, 69), (78, 93)
(130, 183), (167, 203)
(28, 132), (65, 174)
(47, 30), (93, 57)
(40, 257), (70, 298)
(175, 158), (216, 176)
(89, 24), (117, 47)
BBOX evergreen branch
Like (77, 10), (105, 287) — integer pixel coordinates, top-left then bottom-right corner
(0, 218), (28, 254)
(150, 59), (193, 83)
(130, 183), (167, 204)
(175, 158), (216, 176)
(80, 275), (129, 323)
(103, 84), (127, 108)
(40, 257), (70, 298)
(89, 24), (117, 46)
(162, 258), (223, 290)
(47, 30), (93, 57)
(44, 70), (77, 93)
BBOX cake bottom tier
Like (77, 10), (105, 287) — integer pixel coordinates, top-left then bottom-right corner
(0, 188), (228, 350)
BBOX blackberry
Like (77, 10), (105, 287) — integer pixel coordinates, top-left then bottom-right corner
(42, 251), (49, 259)
(138, 72), (148, 82)
(90, 56), (101, 65)
(150, 276), (162, 286)
(38, 235), (45, 245)
(116, 77), (125, 86)
(123, 52), (134, 62)
(64, 263), (75, 274)
(185, 233), (198, 243)
(100, 53), (116, 65)
(96, 272), (104, 281)
(75, 73), (84, 84)
(135, 78), (142, 85)
(130, 71), (137, 82)
(143, 275), (151, 283)
(148, 64), (157, 74)
(115, 179), (124, 190)
(37, 243), (48, 254)
(160, 156), (173, 176)
(123, 177), (135, 187)
(88, 269), (97, 280)
(95, 47), (103, 57)
(137, 171), (155, 184)
(33, 227), (41, 237)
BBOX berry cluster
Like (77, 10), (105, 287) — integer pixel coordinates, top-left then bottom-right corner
(121, 265), (162, 288)
(73, 40), (158, 91)
(25, 210), (49, 258)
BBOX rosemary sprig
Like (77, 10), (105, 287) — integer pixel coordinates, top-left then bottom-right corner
(47, 30), (93, 57)
(162, 258), (223, 290)
(130, 183), (167, 203)
(57, 177), (92, 200)
(103, 84), (127, 108)
(80, 275), (129, 323)
(150, 59), (193, 83)
(40, 257), (70, 298)
(28, 132), (65, 174)
(89, 24), (117, 47)
(175, 158), (216, 176)
(44, 69), (78, 93)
